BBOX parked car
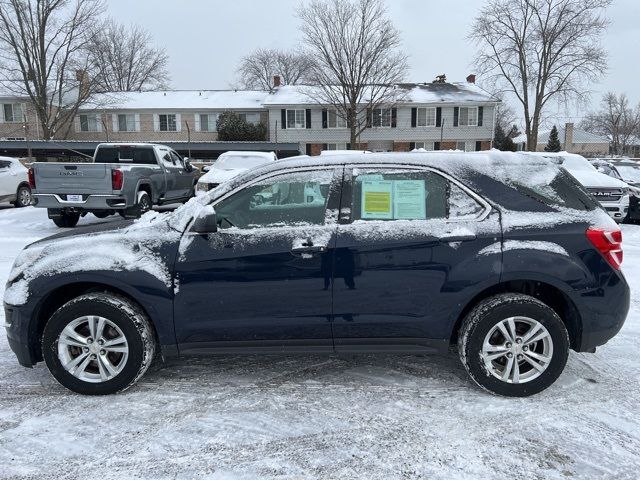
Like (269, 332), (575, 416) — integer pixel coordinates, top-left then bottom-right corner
(0, 156), (31, 207)
(196, 151), (277, 193)
(4, 151), (629, 396)
(530, 152), (630, 223)
(30, 143), (198, 228)
(610, 160), (640, 223)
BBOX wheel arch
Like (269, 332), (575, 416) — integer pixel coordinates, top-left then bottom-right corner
(450, 279), (583, 350)
(135, 180), (153, 202)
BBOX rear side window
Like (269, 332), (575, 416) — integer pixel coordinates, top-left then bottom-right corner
(0, 160), (12, 169)
(94, 146), (157, 165)
(350, 168), (484, 221)
(512, 169), (598, 211)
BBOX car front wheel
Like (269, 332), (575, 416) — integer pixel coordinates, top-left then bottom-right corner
(458, 293), (569, 397)
(42, 293), (156, 395)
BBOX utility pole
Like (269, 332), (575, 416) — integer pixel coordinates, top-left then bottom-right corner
(23, 114), (32, 162)
(185, 120), (192, 158)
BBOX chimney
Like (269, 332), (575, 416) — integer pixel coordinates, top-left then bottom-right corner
(273, 75), (281, 88)
(564, 123), (574, 152)
(466, 74), (476, 84)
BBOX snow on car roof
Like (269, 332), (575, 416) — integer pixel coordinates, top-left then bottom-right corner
(218, 151), (275, 159)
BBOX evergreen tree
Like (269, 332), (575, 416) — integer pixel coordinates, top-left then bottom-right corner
(545, 125), (562, 152)
(217, 111), (267, 141)
(493, 123), (506, 150)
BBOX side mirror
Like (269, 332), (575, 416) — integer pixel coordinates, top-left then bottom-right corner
(191, 205), (217, 234)
(184, 160), (193, 173)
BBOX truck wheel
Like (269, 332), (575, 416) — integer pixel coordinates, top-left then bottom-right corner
(14, 185), (32, 207)
(41, 293), (156, 395)
(52, 211), (80, 228)
(458, 293), (569, 397)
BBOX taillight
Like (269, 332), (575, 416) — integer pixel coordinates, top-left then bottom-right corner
(111, 169), (123, 190)
(28, 167), (35, 189)
(586, 227), (623, 269)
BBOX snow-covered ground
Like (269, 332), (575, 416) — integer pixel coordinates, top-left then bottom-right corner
(0, 206), (639, 479)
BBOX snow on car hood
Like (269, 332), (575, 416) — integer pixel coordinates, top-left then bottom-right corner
(4, 211), (183, 306)
(564, 167), (628, 189)
(198, 167), (247, 185)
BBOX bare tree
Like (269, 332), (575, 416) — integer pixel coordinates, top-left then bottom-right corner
(88, 19), (170, 92)
(582, 92), (640, 155)
(298, 0), (408, 148)
(470, 0), (611, 151)
(237, 48), (313, 91)
(0, 0), (105, 139)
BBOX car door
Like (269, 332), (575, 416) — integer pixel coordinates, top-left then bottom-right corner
(0, 160), (14, 196)
(170, 150), (195, 198)
(173, 166), (343, 353)
(331, 165), (501, 353)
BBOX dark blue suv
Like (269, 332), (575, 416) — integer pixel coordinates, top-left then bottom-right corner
(4, 152), (630, 396)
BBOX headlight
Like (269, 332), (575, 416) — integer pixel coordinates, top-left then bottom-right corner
(196, 182), (209, 192)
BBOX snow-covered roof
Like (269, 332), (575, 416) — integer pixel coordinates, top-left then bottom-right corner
(81, 90), (268, 111)
(513, 127), (609, 145)
(263, 82), (499, 106)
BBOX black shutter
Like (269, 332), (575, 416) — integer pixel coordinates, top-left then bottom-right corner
(305, 144), (312, 156)
(409, 142), (416, 150)
(475, 140), (482, 151)
(478, 107), (483, 126)
(346, 143), (351, 150)
(411, 108), (417, 128)
(281, 109), (287, 129)
(305, 109), (312, 129)
(366, 108), (372, 128)
(453, 107), (459, 127)
(434, 141), (441, 151)
(436, 107), (442, 127)
(391, 108), (397, 128)
(322, 143), (328, 151)
(322, 109), (328, 129)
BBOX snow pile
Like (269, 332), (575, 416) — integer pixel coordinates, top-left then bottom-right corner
(4, 211), (183, 306)
(479, 240), (569, 257)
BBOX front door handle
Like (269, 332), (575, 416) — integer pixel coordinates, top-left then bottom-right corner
(291, 239), (327, 255)
(440, 234), (477, 243)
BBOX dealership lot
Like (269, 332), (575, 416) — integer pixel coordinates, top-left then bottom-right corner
(0, 206), (639, 479)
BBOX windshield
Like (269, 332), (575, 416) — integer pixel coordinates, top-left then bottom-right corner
(615, 165), (640, 183)
(594, 164), (622, 180)
(214, 154), (271, 170)
(560, 155), (596, 172)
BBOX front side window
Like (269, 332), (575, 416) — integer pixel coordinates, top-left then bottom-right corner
(328, 109), (347, 128)
(79, 114), (99, 132)
(459, 107), (478, 126)
(351, 168), (484, 221)
(286, 109), (305, 129)
(214, 169), (334, 229)
(417, 107), (436, 127)
(117, 114), (136, 132)
(2, 103), (23, 122)
(159, 114), (177, 131)
(0, 160), (12, 169)
(372, 108), (392, 127)
(199, 113), (218, 132)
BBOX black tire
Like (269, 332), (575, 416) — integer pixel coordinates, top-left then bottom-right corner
(52, 211), (80, 228)
(14, 184), (32, 207)
(42, 293), (156, 395)
(137, 191), (151, 214)
(458, 293), (570, 397)
(92, 211), (111, 219)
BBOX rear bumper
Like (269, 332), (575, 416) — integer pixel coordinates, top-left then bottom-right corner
(4, 302), (37, 368)
(32, 193), (128, 210)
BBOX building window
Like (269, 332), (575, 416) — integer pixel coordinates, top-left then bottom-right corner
(372, 108), (392, 128)
(328, 110), (347, 128)
(79, 114), (99, 132)
(417, 107), (436, 127)
(117, 114), (137, 132)
(326, 143), (347, 150)
(286, 109), (306, 129)
(159, 114), (177, 132)
(239, 112), (261, 125)
(456, 141), (472, 151)
(2, 103), (23, 123)
(199, 113), (218, 132)
(459, 107), (478, 127)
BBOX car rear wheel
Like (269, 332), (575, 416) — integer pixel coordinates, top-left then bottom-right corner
(42, 293), (156, 395)
(14, 185), (32, 207)
(51, 211), (80, 228)
(458, 293), (569, 397)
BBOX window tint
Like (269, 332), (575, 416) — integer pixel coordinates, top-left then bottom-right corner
(0, 160), (12, 169)
(94, 146), (157, 164)
(351, 168), (484, 221)
(215, 169), (334, 229)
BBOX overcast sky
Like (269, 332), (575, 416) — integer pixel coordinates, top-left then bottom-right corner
(104, 0), (639, 127)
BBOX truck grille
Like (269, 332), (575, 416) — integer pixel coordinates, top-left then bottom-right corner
(587, 188), (624, 202)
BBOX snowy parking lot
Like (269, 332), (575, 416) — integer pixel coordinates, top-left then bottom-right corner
(0, 206), (639, 479)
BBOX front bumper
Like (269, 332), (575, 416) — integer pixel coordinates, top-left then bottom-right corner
(33, 193), (128, 211)
(599, 197), (629, 223)
(4, 302), (38, 368)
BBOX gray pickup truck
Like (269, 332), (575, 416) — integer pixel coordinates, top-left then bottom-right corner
(31, 143), (198, 227)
